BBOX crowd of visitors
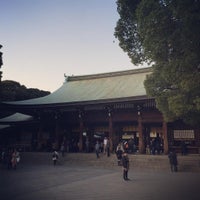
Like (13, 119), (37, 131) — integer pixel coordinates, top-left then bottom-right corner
(1, 135), (181, 178)
(1, 137), (181, 182)
(48, 135), (165, 164)
(0, 147), (20, 170)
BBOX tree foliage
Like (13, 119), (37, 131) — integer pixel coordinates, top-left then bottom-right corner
(0, 80), (50, 102)
(115, 0), (200, 125)
(0, 80), (50, 118)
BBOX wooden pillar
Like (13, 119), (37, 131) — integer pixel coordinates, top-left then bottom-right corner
(79, 111), (84, 152)
(195, 128), (200, 154)
(55, 119), (60, 149)
(108, 113), (113, 152)
(138, 115), (145, 153)
(37, 122), (43, 150)
(163, 121), (169, 154)
(55, 119), (59, 139)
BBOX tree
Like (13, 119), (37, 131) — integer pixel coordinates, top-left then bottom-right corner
(115, 0), (200, 125)
(0, 80), (50, 117)
(0, 80), (50, 102)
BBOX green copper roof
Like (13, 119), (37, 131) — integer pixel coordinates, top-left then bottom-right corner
(4, 67), (152, 106)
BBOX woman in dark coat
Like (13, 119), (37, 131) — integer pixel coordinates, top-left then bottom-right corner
(122, 151), (130, 180)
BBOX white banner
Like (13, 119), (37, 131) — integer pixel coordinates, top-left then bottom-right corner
(174, 130), (194, 139)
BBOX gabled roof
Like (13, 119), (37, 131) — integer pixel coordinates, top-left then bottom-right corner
(0, 113), (33, 123)
(3, 67), (152, 106)
(0, 124), (10, 130)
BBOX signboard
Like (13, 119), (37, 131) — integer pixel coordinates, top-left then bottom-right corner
(174, 130), (194, 140)
(123, 126), (138, 132)
(122, 132), (139, 139)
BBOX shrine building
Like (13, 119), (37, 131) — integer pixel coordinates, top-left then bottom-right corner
(1, 67), (200, 154)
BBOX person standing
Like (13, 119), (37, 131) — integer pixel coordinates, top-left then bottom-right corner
(6, 149), (12, 170)
(85, 137), (90, 153)
(103, 137), (108, 154)
(52, 150), (59, 166)
(15, 149), (20, 164)
(11, 149), (18, 169)
(95, 141), (100, 158)
(168, 150), (178, 172)
(122, 151), (130, 180)
(106, 139), (110, 157)
(116, 145), (123, 166)
(60, 143), (65, 157)
(181, 141), (187, 155)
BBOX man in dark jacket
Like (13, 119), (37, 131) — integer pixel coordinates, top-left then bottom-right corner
(168, 150), (178, 172)
(122, 151), (130, 180)
(116, 146), (123, 166)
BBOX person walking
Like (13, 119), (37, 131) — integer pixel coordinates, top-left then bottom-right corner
(168, 150), (178, 172)
(103, 137), (108, 154)
(11, 149), (18, 170)
(85, 137), (90, 153)
(6, 149), (12, 170)
(60, 143), (65, 157)
(122, 151), (130, 180)
(106, 139), (110, 157)
(95, 141), (100, 158)
(52, 150), (59, 166)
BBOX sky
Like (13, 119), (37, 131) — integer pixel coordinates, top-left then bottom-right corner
(0, 0), (143, 92)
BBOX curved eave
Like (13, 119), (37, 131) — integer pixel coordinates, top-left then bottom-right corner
(0, 124), (10, 130)
(2, 95), (152, 110)
(0, 113), (34, 124)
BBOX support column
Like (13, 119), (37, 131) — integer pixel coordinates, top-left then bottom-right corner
(79, 120), (83, 152)
(163, 121), (169, 154)
(78, 110), (84, 152)
(55, 118), (61, 150)
(138, 115), (145, 153)
(37, 123), (43, 151)
(108, 113), (113, 152)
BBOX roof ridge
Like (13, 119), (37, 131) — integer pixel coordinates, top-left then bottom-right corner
(66, 67), (152, 82)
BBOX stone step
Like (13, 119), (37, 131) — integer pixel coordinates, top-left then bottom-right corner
(20, 152), (200, 172)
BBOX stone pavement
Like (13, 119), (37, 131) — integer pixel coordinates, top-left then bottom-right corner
(1, 161), (200, 200)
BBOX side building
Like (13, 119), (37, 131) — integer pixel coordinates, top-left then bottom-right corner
(1, 67), (200, 154)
